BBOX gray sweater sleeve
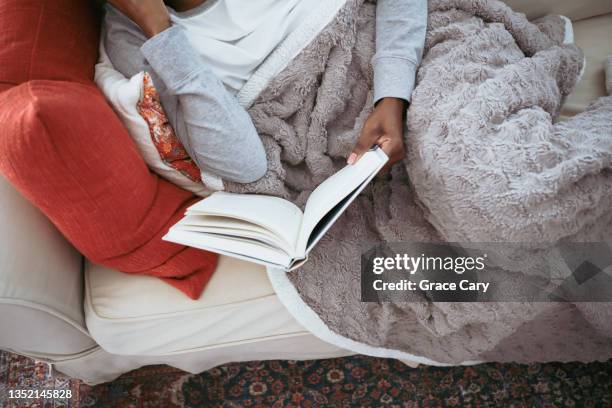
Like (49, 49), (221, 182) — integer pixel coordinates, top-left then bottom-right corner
(103, 7), (267, 184)
(373, 0), (427, 103)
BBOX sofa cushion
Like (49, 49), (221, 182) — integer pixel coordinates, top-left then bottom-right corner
(561, 13), (612, 117)
(0, 0), (100, 93)
(84, 256), (317, 356)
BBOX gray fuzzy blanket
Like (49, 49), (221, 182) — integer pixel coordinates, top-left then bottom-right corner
(227, 0), (612, 364)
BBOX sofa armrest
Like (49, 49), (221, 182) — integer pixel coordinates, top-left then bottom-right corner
(503, 0), (612, 21)
(0, 176), (96, 357)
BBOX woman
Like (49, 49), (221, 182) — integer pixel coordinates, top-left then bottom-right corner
(103, 0), (427, 181)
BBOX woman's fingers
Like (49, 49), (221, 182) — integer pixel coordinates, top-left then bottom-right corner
(349, 98), (406, 165)
(349, 122), (382, 164)
(378, 135), (406, 173)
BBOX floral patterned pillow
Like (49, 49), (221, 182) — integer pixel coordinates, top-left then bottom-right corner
(137, 73), (201, 182)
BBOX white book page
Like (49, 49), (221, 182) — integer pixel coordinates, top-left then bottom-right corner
(296, 149), (388, 254)
(179, 214), (295, 255)
(164, 229), (292, 268)
(178, 225), (293, 256)
(186, 192), (303, 250)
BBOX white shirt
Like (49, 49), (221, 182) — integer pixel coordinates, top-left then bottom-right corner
(170, 0), (322, 94)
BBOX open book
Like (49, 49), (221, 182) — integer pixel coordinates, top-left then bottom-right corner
(163, 148), (388, 270)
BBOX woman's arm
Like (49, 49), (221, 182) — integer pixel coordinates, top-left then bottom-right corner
(104, 2), (267, 184)
(349, 0), (427, 170)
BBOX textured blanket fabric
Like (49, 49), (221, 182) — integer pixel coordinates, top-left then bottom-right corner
(227, 0), (612, 364)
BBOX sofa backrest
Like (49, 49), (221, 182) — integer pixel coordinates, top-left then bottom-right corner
(504, 0), (612, 21)
(0, 0), (100, 93)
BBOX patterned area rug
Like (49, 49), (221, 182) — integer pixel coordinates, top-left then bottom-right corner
(1, 351), (611, 407)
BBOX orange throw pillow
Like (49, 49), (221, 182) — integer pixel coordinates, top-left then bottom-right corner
(0, 80), (218, 299)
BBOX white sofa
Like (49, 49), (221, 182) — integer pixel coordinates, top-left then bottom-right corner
(0, 178), (351, 385)
(1, 0), (611, 385)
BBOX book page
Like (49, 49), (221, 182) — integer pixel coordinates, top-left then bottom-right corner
(296, 148), (388, 254)
(186, 192), (303, 251)
(178, 214), (295, 255)
(164, 229), (293, 269)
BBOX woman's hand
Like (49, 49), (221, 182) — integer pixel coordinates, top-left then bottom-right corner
(107, 0), (172, 38)
(348, 97), (407, 173)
